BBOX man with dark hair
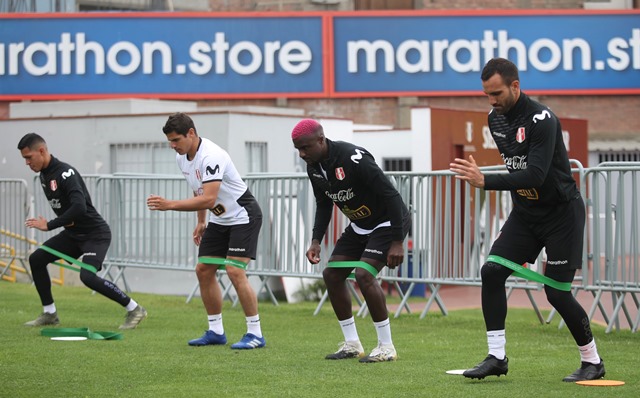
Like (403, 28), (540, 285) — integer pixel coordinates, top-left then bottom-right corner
(450, 58), (605, 382)
(18, 133), (147, 329)
(292, 119), (411, 363)
(148, 113), (265, 349)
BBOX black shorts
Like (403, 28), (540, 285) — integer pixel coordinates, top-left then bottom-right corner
(198, 217), (262, 260)
(40, 229), (111, 272)
(489, 197), (585, 272)
(332, 216), (411, 264)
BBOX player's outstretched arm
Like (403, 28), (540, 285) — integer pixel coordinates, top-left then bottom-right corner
(148, 181), (220, 212)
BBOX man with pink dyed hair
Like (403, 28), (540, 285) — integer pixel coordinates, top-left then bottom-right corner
(292, 119), (411, 363)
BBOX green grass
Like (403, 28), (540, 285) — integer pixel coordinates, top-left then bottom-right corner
(0, 282), (638, 398)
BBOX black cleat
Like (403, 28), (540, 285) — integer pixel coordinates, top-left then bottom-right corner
(463, 355), (509, 379)
(325, 341), (365, 360)
(562, 360), (605, 382)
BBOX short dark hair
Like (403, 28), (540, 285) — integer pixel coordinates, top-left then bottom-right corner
(17, 133), (46, 150)
(481, 58), (520, 86)
(162, 112), (196, 136)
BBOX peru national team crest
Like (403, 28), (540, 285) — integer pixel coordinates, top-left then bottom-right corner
(50, 180), (57, 191)
(335, 167), (345, 180)
(516, 127), (526, 143)
(195, 169), (201, 181)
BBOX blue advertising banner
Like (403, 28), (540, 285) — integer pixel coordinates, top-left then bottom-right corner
(332, 12), (640, 96)
(0, 11), (638, 99)
(0, 14), (324, 98)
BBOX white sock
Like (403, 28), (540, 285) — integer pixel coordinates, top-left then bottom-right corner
(373, 318), (393, 345)
(125, 299), (138, 312)
(246, 314), (262, 338)
(43, 303), (56, 314)
(208, 314), (224, 335)
(579, 339), (600, 365)
(487, 329), (506, 360)
(338, 317), (359, 342)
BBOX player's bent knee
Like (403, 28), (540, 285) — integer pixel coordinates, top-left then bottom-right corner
(354, 268), (376, 286)
(481, 261), (502, 278)
(79, 268), (99, 288)
(544, 284), (569, 306)
(28, 250), (49, 270)
(225, 266), (248, 281)
(322, 266), (347, 284)
(195, 262), (217, 277)
(481, 261), (511, 283)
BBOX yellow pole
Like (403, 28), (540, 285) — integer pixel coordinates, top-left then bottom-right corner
(0, 229), (64, 285)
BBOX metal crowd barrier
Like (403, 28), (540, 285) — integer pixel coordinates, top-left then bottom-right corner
(381, 169), (554, 321)
(583, 162), (640, 332)
(0, 179), (31, 282)
(10, 162), (640, 332)
(93, 174), (199, 292)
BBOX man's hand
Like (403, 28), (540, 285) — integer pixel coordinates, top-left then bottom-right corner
(147, 194), (172, 211)
(306, 241), (322, 264)
(192, 222), (206, 246)
(25, 216), (48, 231)
(386, 240), (404, 269)
(450, 155), (485, 188)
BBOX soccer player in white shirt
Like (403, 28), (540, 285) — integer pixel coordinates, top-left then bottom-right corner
(147, 112), (265, 349)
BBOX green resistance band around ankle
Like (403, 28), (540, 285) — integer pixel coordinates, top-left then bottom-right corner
(487, 255), (572, 291)
(40, 245), (97, 274)
(41, 327), (123, 340)
(327, 261), (379, 279)
(198, 257), (247, 270)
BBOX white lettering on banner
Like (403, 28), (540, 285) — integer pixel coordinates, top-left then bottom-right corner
(1, 27), (638, 79)
(562, 130), (570, 151)
(482, 126), (497, 149)
(0, 32), (312, 76)
(347, 29), (640, 74)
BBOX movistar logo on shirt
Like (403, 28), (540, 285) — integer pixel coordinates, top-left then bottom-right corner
(532, 110), (551, 123)
(61, 168), (75, 179)
(206, 165), (220, 175)
(350, 149), (365, 163)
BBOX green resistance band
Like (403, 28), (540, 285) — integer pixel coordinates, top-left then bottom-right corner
(40, 245), (97, 274)
(41, 327), (123, 340)
(487, 255), (572, 292)
(198, 257), (247, 270)
(327, 261), (379, 279)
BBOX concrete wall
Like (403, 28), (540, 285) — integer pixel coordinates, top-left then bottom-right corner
(1, 104), (311, 195)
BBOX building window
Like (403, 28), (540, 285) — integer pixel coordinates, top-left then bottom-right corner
(355, 0), (414, 10)
(246, 142), (268, 173)
(383, 157), (412, 172)
(598, 151), (640, 163)
(110, 142), (177, 174)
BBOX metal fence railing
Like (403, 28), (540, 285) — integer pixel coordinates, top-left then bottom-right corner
(4, 161), (639, 332)
(0, 179), (31, 282)
(583, 163), (640, 332)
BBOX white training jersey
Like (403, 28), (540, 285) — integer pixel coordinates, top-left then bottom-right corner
(177, 137), (253, 226)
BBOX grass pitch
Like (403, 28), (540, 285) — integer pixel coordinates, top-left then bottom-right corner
(0, 282), (637, 397)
